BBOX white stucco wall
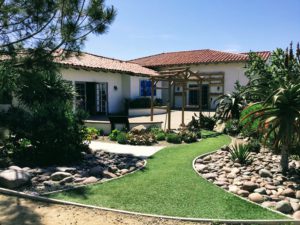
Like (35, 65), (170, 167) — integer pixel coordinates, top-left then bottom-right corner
(61, 68), (125, 114)
(129, 76), (162, 99)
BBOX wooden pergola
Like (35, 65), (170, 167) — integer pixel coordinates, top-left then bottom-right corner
(150, 68), (224, 130)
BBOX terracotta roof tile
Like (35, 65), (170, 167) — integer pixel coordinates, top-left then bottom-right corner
(56, 51), (158, 76)
(129, 49), (271, 67)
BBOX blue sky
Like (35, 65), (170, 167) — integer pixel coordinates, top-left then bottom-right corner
(84, 0), (300, 60)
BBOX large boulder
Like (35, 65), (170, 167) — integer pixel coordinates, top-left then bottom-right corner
(0, 169), (31, 188)
(130, 125), (146, 134)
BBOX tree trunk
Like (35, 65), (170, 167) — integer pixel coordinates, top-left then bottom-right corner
(280, 145), (289, 175)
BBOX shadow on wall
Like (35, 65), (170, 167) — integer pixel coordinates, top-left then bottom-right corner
(0, 195), (42, 225)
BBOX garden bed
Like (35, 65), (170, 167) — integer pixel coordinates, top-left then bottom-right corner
(0, 150), (145, 195)
(194, 147), (300, 219)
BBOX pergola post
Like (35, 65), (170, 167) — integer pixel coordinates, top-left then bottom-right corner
(181, 82), (186, 127)
(199, 79), (202, 125)
(150, 78), (154, 122)
(167, 80), (172, 130)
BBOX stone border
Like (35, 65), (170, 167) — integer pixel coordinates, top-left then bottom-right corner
(192, 149), (297, 223)
(41, 159), (147, 196)
(0, 151), (296, 224)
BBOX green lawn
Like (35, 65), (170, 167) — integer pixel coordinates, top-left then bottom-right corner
(49, 135), (285, 219)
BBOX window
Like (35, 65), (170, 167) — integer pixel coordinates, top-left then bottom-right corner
(75, 82), (86, 110)
(140, 80), (156, 97)
(0, 90), (12, 104)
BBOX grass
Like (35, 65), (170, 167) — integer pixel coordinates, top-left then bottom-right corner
(48, 135), (285, 219)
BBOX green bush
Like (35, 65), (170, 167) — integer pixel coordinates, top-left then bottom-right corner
(182, 131), (198, 143)
(155, 132), (166, 141)
(225, 119), (241, 136)
(240, 103), (263, 138)
(109, 129), (121, 141)
(229, 143), (251, 164)
(127, 133), (156, 146)
(187, 114), (215, 131)
(84, 127), (99, 141)
(117, 132), (127, 144)
(247, 139), (261, 153)
(166, 133), (182, 144)
(197, 130), (202, 139)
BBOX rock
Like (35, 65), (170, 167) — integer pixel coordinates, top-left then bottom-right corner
(56, 167), (77, 173)
(59, 176), (74, 185)
(265, 184), (277, 190)
(231, 168), (240, 174)
(108, 165), (118, 173)
(296, 191), (300, 199)
(213, 121), (225, 133)
(8, 166), (22, 171)
(248, 193), (264, 203)
(50, 172), (72, 181)
(103, 170), (117, 179)
(130, 125), (146, 134)
(254, 188), (267, 195)
(241, 181), (258, 192)
(89, 166), (104, 176)
(259, 169), (272, 178)
(262, 201), (276, 208)
(43, 180), (56, 187)
(291, 202), (300, 212)
(237, 190), (250, 197)
(120, 169), (129, 175)
(195, 164), (207, 172)
(202, 173), (217, 180)
(202, 155), (211, 161)
(0, 169), (31, 188)
(293, 211), (300, 220)
(275, 201), (293, 214)
(228, 185), (239, 194)
(135, 161), (144, 168)
(282, 188), (295, 198)
(82, 176), (98, 184)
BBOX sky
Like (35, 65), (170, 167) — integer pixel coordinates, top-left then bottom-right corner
(84, 0), (300, 60)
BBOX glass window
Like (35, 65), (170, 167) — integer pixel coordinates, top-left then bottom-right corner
(75, 82), (86, 110)
(140, 80), (156, 97)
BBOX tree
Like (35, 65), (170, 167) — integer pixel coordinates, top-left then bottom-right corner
(0, 0), (117, 165)
(243, 43), (300, 174)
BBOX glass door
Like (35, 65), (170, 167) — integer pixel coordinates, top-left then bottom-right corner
(96, 83), (108, 114)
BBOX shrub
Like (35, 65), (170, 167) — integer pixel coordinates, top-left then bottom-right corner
(128, 98), (164, 109)
(182, 131), (198, 143)
(109, 129), (121, 141)
(127, 132), (156, 146)
(84, 127), (99, 142)
(155, 132), (166, 141)
(197, 130), (202, 139)
(225, 119), (241, 136)
(148, 126), (164, 135)
(229, 143), (251, 164)
(240, 103), (263, 138)
(247, 139), (261, 153)
(117, 132), (127, 144)
(166, 133), (182, 144)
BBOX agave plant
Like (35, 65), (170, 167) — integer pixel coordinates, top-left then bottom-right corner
(229, 143), (251, 164)
(215, 82), (246, 121)
(243, 83), (300, 174)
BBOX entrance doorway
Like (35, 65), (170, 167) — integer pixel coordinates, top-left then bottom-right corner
(188, 84), (209, 109)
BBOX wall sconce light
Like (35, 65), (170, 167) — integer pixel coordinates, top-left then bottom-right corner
(114, 85), (118, 90)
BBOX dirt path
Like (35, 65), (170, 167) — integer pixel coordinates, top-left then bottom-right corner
(0, 194), (209, 225)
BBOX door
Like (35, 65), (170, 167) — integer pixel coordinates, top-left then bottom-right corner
(96, 83), (108, 115)
(188, 84), (209, 109)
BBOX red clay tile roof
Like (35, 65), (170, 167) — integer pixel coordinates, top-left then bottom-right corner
(129, 49), (271, 67)
(56, 51), (158, 76)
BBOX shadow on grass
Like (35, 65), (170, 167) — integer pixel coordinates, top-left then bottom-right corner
(0, 195), (42, 225)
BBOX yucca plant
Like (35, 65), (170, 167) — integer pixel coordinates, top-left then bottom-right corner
(229, 143), (251, 164)
(243, 83), (300, 174)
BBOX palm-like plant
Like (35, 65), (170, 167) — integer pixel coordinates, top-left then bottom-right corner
(215, 82), (246, 120)
(243, 83), (300, 174)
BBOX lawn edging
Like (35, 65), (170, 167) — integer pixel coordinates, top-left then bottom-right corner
(192, 148), (293, 220)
